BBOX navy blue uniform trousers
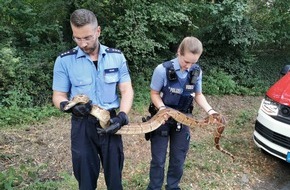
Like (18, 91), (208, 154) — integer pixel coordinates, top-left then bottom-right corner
(147, 122), (191, 190)
(71, 115), (124, 190)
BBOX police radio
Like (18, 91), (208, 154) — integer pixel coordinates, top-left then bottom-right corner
(190, 67), (200, 85)
(163, 61), (177, 81)
(167, 65), (177, 81)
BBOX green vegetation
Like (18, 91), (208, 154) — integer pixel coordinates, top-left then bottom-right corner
(0, 0), (290, 189)
(0, 165), (77, 190)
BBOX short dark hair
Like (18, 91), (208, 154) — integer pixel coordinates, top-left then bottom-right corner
(70, 9), (98, 28)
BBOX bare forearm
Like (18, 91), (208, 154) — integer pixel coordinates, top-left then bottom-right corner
(195, 93), (216, 114)
(52, 91), (68, 109)
(119, 83), (134, 114)
(150, 90), (165, 110)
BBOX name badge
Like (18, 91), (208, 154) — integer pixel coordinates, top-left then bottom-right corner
(186, 85), (194, 90)
(104, 68), (119, 73)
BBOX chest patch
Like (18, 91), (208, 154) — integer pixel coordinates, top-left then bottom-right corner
(168, 87), (182, 94)
(105, 68), (119, 73)
(186, 85), (194, 90)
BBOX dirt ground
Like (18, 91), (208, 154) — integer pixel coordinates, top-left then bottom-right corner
(1, 95), (290, 189)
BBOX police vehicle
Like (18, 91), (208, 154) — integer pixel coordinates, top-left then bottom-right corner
(253, 65), (290, 162)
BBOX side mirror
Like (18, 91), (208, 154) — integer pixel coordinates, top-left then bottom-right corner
(280, 65), (290, 76)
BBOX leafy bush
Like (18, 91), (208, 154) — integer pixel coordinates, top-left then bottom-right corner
(97, 1), (196, 70)
(203, 68), (237, 95)
(249, 0), (290, 50)
(17, 43), (68, 106)
(0, 41), (69, 108)
(198, 0), (258, 56)
(0, 45), (21, 106)
(130, 67), (153, 112)
(202, 66), (268, 96)
(0, 106), (62, 127)
(0, 0), (289, 127)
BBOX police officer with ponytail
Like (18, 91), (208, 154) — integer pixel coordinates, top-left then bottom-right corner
(146, 36), (217, 190)
(52, 9), (133, 190)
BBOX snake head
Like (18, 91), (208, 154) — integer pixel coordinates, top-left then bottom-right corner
(211, 113), (227, 125)
(63, 94), (90, 111)
(63, 101), (78, 111)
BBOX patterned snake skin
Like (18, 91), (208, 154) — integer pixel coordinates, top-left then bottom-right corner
(64, 94), (235, 160)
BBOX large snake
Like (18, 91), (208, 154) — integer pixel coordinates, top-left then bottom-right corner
(64, 94), (234, 160)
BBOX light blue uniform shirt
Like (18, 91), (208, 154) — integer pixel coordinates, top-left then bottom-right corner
(150, 57), (202, 93)
(52, 44), (131, 110)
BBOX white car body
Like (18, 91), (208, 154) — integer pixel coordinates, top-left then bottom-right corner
(253, 66), (290, 162)
(254, 98), (290, 162)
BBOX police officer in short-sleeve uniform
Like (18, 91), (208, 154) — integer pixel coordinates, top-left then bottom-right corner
(146, 37), (218, 190)
(52, 9), (133, 190)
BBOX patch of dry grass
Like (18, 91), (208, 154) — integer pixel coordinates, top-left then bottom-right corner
(1, 96), (290, 189)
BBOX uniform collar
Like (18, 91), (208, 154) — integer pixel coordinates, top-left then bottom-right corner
(172, 57), (198, 72)
(75, 43), (107, 59)
(172, 57), (185, 72)
(75, 46), (86, 58)
(98, 44), (107, 58)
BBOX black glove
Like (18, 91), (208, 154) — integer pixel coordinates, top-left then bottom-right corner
(60, 100), (92, 116)
(97, 111), (129, 134)
(60, 101), (71, 113)
(71, 100), (92, 117)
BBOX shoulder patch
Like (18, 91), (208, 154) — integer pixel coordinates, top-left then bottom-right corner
(60, 49), (78, 57)
(105, 48), (122, 54)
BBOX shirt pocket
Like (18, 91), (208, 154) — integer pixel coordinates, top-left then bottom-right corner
(102, 68), (119, 103)
(71, 77), (92, 96)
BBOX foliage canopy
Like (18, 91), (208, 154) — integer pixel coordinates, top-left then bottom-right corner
(0, 0), (289, 113)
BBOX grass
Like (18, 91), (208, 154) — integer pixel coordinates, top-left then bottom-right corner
(1, 95), (290, 189)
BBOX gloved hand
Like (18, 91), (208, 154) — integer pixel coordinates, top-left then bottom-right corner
(97, 111), (129, 134)
(59, 100), (92, 117)
(60, 101), (72, 113)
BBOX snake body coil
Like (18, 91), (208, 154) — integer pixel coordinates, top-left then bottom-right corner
(64, 94), (234, 160)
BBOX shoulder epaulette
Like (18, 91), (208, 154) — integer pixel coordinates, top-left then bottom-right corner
(105, 48), (122, 54)
(60, 49), (78, 57)
(162, 61), (174, 68)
